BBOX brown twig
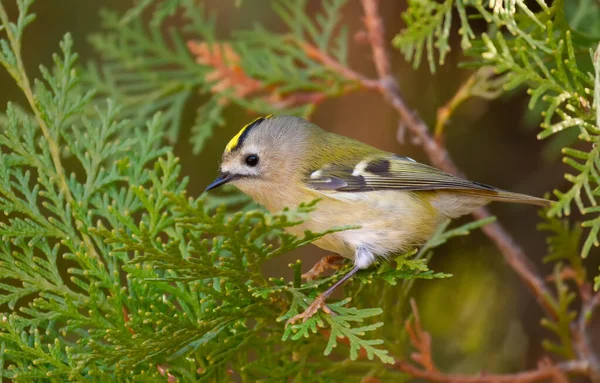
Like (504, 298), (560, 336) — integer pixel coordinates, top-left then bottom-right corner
(324, 299), (589, 382)
(297, 41), (379, 89)
(358, 0), (558, 321)
(404, 299), (437, 372)
(394, 360), (588, 383)
(435, 67), (507, 141)
(574, 290), (600, 382)
(394, 300), (589, 383)
(188, 40), (368, 109)
(359, 0), (391, 83)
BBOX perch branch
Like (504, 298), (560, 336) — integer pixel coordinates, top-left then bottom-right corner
(296, 41), (379, 88)
(331, 299), (588, 382)
(358, 0), (558, 320)
(395, 360), (588, 383)
(574, 290), (600, 381)
(435, 67), (507, 141)
(357, 1), (600, 381)
(392, 300), (589, 383)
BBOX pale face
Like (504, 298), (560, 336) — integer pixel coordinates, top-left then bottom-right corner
(205, 139), (282, 195)
(219, 143), (263, 180)
(204, 115), (310, 195)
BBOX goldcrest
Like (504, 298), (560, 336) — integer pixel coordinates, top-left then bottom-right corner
(205, 115), (550, 323)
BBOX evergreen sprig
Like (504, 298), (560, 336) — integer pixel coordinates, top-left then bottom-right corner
(87, 0), (357, 154)
(538, 213), (581, 359)
(4, 0), (598, 380)
(392, 0), (456, 72)
(86, 2), (208, 147)
(0, 1), (468, 379)
(395, 0), (600, 262)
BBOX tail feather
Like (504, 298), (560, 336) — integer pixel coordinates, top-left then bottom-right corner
(460, 189), (552, 207)
(488, 191), (552, 207)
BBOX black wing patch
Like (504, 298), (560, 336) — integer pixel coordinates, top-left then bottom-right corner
(304, 156), (499, 193)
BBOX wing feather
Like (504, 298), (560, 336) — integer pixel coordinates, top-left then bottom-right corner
(304, 156), (498, 193)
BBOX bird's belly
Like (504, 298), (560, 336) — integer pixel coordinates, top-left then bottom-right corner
(287, 190), (443, 260)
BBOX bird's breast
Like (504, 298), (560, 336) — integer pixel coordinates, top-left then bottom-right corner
(247, 185), (444, 259)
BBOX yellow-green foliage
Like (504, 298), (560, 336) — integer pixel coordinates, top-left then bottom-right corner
(0, 1), (465, 380)
(1, 0), (599, 381)
(396, 0), (600, 260)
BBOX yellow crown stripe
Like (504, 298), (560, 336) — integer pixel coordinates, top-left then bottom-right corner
(225, 115), (273, 152)
(225, 124), (250, 152)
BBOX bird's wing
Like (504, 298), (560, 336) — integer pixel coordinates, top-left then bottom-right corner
(304, 155), (499, 193)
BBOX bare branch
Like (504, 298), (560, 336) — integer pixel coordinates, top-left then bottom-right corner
(394, 300), (589, 383)
(394, 360), (589, 383)
(358, 0), (558, 320)
(434, 67), (504, 140)
(405, 299), (437, 372)
(574, 291), (600, 382)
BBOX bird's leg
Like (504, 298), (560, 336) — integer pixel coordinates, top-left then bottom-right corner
(286, 266), (361, 326)
(302, 254), (345, 281)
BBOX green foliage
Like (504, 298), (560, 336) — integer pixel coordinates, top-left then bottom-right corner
(538, 211), (585, 279)
(538, 212), (581, 358)
(2, 0), (598, 379)
(85, 1), (208, 148)
(87, 0), (357, 154)
(0, 1), (502, 380)
(540, 265), (577, 358)
(393, 0), (465, 72)
(396, 0), (600, 261)
(394, 0), (551, 72)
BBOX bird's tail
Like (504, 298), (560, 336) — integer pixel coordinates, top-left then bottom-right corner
(429, 188), (551, 220)
(461, 189), (552, 207)
(489, 190), (552, 207)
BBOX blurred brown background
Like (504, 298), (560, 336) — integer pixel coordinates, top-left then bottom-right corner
(1, 0), (598, 376)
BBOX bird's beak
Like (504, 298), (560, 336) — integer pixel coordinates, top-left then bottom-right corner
(204, 172), (235, 192)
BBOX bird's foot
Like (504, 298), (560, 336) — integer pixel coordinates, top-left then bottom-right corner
(286, 294), (332, 327)
(302, 254), (345, 282)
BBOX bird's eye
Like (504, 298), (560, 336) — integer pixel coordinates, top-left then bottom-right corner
(245, 154), (259, 167)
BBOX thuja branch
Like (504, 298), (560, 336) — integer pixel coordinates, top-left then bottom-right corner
(392, 300), (590, 383)
(395, 359), (588, 383)
(357, 0), (557, 320)
(574, 290), (600, 381)
(248, 0), (559, 322)
(356, 1), (600, 381)
(326, 300), (588, 382)
(0, 3), (99, 259)
(434, 67), (506, 140)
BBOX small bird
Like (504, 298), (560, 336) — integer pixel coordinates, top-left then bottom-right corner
(205, 115), (551, 324)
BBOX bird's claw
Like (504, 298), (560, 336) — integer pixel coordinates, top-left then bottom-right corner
(286, 295), (332, 327)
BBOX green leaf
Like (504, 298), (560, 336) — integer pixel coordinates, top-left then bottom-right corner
(393, 0), (455, 73)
